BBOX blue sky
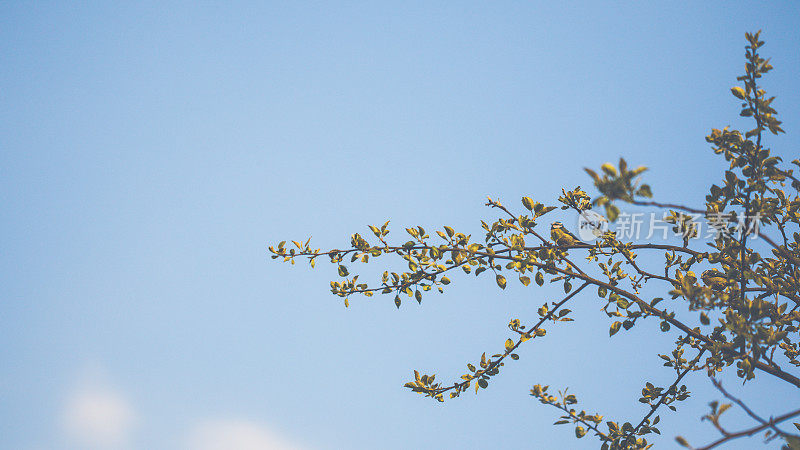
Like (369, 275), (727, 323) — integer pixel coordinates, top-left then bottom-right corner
(2, 2), (799, 449)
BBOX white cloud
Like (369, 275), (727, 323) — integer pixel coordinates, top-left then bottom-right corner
(60, 369), (136, 449)
(185, 419), (304, 450)
(56, 366), (304, 450)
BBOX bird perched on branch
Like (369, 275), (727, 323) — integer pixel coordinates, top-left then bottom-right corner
(701, 269), (728, 291)
(550, 221), (580, 247)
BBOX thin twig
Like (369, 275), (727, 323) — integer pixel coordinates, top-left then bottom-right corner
(710, 378), (799, 440)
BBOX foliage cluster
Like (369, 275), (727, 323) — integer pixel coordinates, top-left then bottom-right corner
(270, 32), (800, 449)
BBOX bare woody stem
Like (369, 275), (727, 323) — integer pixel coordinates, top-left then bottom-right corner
(710, 378), (799, 440)
(693, 406), (800, 450)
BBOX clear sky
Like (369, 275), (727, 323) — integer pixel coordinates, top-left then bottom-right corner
(2, 2), (799, 449)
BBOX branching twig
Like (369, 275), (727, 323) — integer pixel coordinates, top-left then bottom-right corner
(692, 406), (800, 450)
(710, 378), (799, 440)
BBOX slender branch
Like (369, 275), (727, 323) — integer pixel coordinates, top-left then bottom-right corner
(629, 197), (800, 274)
(710, 378), (799, 439)
(548, 398), (612, 442)
(466, 248), (800, 390)
(738, 64), (759, 343)
(759, 233), (800, 268)
(744, 287), (800, 307)
(693, 406), (800, 450)
(291, 241), (800, 390)
(630, 349), (706, 437)
(430, 282), (590, 397)
(631, 200), (706, 215)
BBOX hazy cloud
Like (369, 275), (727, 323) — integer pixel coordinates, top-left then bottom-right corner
(57, 367), (303, 449)
(185, 418), (304, 450)
(60, 368), (136, 449)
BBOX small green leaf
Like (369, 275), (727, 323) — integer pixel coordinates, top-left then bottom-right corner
(606, 204), (619, 222)
(519, 276), (531, 286)
(522, 197), (535, 211)
(536, 272), (544, 286)
(731, 86), (746, 99)
(496, 274), (507, 289)
(610, 321), (622, 336)
(601, 163), (617, 176)
(505, 338), (514, 352)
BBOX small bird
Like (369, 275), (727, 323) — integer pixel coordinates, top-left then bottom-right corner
(701, 269), (728, 291)
(550, 221), (580, 247)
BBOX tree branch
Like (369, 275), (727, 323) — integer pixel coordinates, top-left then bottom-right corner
(692, 406), (800, 450)
(710, 378), (799, 440)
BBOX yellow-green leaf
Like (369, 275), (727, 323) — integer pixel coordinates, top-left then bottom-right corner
(601, 163), (617, 176)
(496, 274), (507, 289)
(522, 197), (535, 211)
(731, 86), (746, 99)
